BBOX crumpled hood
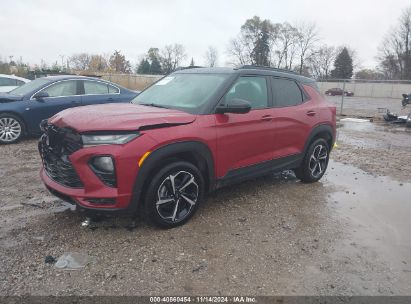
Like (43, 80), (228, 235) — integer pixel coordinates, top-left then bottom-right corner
(0, 93), (23, 103)
(50, 103), (197, 133)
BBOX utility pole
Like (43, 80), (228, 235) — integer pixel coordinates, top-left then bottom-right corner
(59, 55), (65, 70)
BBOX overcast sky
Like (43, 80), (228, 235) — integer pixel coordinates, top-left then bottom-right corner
(0, 0), (408, 70)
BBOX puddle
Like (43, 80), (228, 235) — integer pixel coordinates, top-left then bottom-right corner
(324, 160), (411, 268)
(336, 120), (411, 150)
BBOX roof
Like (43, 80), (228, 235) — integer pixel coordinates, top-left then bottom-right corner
(41, 75), (100, 81)
(173, 66), (315, 83)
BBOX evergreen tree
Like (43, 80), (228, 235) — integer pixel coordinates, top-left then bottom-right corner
(147, 48), (163, 74)
(330, 47), (353, 79)
(149, 57), (162, 74)
(137, 59), (151, 74)
(251, 20), (271, 66)
(190, 57), (195, 67)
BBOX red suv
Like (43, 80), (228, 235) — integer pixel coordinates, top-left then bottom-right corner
(39, 66), (336, 228)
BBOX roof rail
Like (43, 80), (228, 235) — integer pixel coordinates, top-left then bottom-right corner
(239, 65), (299, 75)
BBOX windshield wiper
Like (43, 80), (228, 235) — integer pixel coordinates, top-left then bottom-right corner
(139, 103), (170, 109)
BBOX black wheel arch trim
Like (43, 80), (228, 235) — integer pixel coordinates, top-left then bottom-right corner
(128, 140), (215, 213)
(303, 124), (335, 154)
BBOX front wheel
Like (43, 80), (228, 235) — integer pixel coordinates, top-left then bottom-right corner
(295, 138), (329, 183)
(0, 114), (25, 144)
(144, 161), (205, 228)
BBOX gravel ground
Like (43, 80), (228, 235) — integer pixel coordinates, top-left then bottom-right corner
(0, 120), (410, 296)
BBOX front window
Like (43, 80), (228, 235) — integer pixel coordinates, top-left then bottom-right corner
(131, 73), (230, 113)
(8, 78), (50, 96)
(41, 80), (77, 97)
(223, 76), (268, 109)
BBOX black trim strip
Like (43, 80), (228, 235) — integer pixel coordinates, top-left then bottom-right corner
(216, 154), (303, 188)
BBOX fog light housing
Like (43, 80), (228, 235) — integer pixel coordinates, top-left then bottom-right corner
(91, 156), (114, 173)
(89, 156), (117, 187)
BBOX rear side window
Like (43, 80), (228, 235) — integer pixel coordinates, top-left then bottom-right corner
(84, 81), (109, 94)
(272, 78), (303, 107)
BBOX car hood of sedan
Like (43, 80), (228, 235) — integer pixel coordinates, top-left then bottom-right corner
(0, 93), (23, 103)
(50, 103), (197, 133)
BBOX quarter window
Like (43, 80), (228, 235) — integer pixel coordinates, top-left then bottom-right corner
(84, 81), (110, 94)
(224, 76), (268, 109)
(42, 81), (77, 97)
(272, 78), (303, 107)
(108, 85), (119, 94)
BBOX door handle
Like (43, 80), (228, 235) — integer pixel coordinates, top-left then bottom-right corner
(306, 110), (316, 116)
(261, 115), (273, 121)
(107, 97), (114, 101)
(71, 100), (81, 105)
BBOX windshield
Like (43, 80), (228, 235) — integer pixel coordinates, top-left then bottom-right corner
(131, 73), (230, 114)
(8, 78), (50, 96)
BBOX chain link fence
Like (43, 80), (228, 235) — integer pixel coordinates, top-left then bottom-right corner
(318, 79), (411, 117)
(317, 79), (411, 99)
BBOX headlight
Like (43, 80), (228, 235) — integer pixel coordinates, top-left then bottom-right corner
(82, 133), (140, 146)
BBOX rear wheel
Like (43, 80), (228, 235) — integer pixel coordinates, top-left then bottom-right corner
(295, 138), (329, 183)
(0, 114), (25, 144)
(144, 161), (204, 228)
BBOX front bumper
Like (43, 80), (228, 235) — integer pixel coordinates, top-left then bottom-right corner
(39, 138), (158, 214)
(41, 167), (132, 212)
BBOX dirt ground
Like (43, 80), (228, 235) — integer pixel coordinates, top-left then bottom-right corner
(0, 118), (410, 296)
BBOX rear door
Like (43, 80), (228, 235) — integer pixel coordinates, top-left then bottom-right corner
(27, 80), (82, 132)
(270, 77), (315, 159)
(81, 80), (122, 105)
(215, 75), (275, 178)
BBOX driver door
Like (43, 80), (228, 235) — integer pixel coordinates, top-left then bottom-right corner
(214, 75), (275, 179)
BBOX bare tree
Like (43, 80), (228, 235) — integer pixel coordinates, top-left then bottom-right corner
(295, 22), (318, 74)
(378, 6), (411, 79)
(227, 16), (276, 67)
(271, 23), (299, 69)
(227, 37), (251, 66)
(307, 45), (336, 80)
(109, 50), (131, 73)
(160, 44), (187, 74)
(88, 54), (108, 72)
(69, 53), (91, 70)
(204, 46), (218, 67)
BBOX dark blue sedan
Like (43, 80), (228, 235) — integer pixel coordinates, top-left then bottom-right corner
(0, 75), (139, 144)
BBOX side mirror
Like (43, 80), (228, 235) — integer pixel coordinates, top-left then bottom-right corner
(216, 98), (251, 114)
(33, 91), (49, 101)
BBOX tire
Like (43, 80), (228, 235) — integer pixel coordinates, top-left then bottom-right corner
(144, 161), (205, 228)
(295, 138), (330, 183)
(0, 113), (25, 144)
